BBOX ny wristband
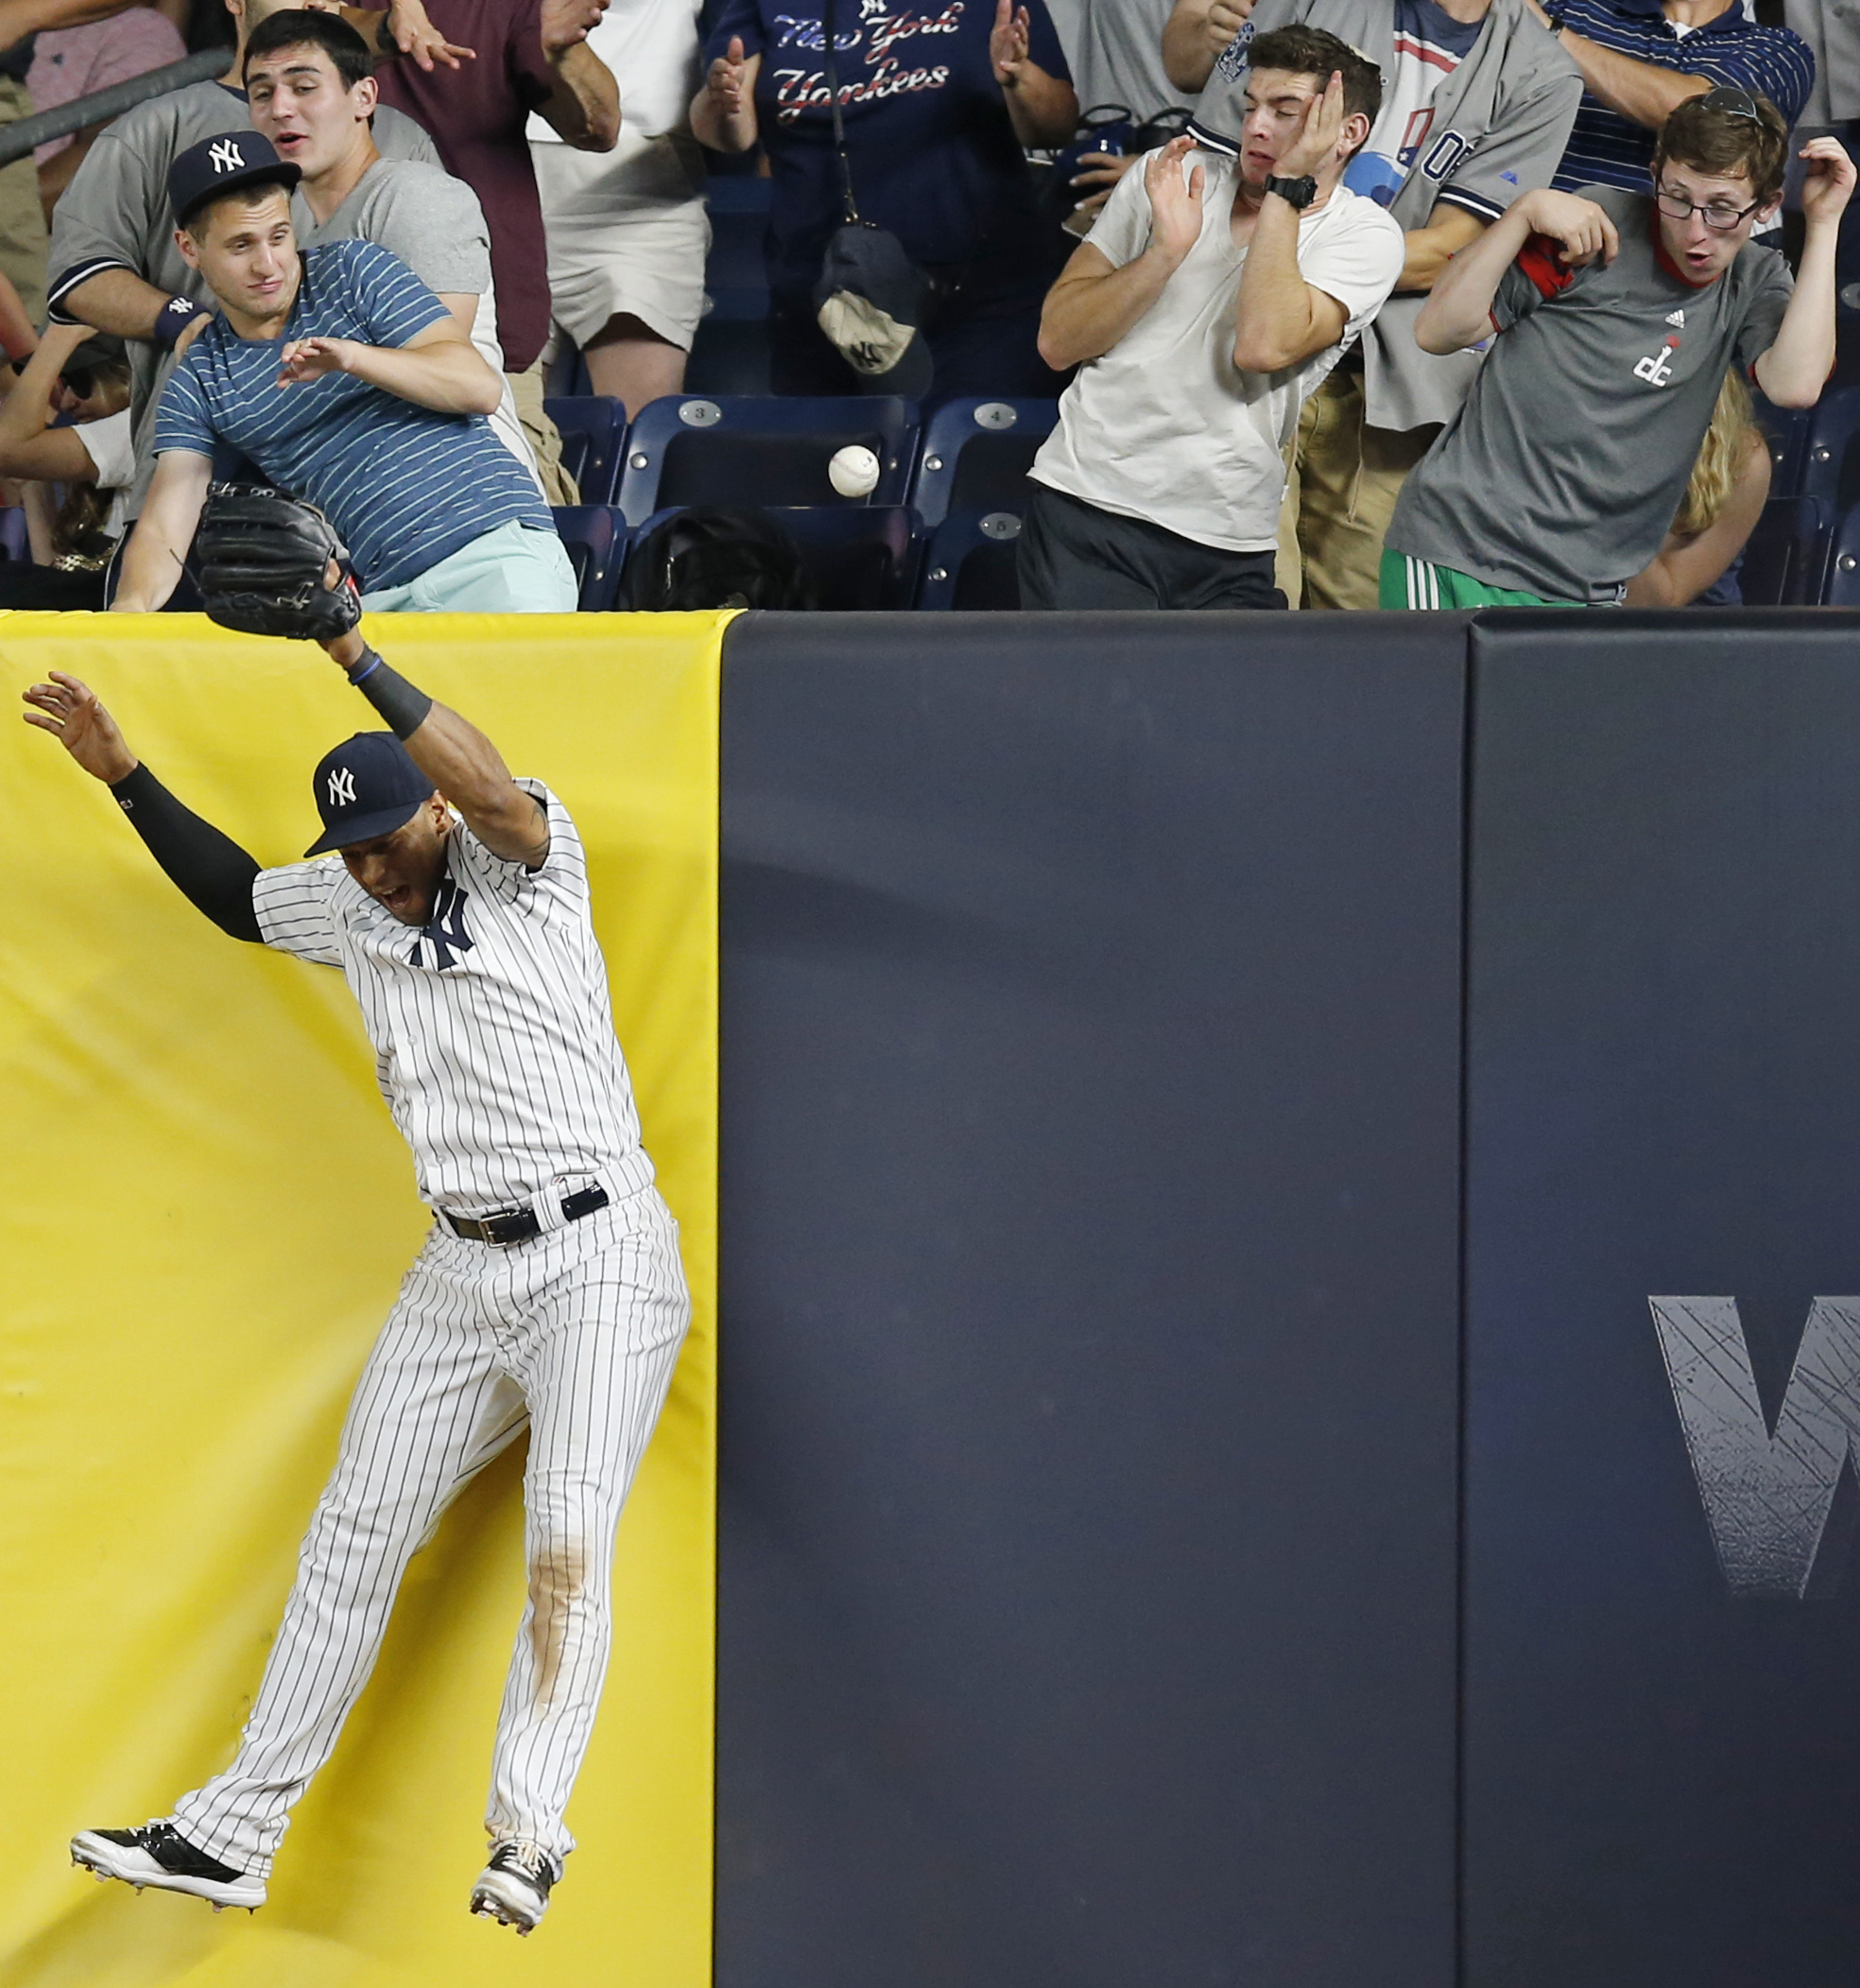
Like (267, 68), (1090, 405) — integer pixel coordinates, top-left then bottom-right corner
(151, 295), (202, 351)
(346, 648), (433, 741)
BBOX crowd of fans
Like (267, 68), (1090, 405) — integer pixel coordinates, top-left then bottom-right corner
(0, 0), (1845, 611)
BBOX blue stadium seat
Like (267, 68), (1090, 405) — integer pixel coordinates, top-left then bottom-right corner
(1738, 493), (1830, 605)
(916, 508), (1024, 610)
(615, 395), (919, 527)
(1797, 383), (1860, 512)
(627, 504), (922, 610)
(550, 504), (627, 610)
(544, 395), (628, 507)
(908, 399), (1058, 528)
(1815, 499), (1860, 604)
(1751, 389), (1810, 499)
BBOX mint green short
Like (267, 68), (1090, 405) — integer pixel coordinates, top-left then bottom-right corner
(361, 518), (578, 614)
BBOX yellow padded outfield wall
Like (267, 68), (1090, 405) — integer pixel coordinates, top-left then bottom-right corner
(0, 613), (724, 1988)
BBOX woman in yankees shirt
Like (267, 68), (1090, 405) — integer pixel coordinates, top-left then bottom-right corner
(24, 625), (691, 1940)
(693, 0), (1079, 396)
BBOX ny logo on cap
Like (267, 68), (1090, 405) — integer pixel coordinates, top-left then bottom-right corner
(328, 766), (356, 807)
(209, 138), (245, 174)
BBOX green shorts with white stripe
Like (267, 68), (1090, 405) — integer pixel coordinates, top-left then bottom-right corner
(1378, 549), (1557, 610)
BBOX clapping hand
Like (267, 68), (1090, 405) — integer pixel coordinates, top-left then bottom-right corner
(705, 35), (749, 117)
(1800, 133), (1857, 229)
(990, 0), (1032, 85)
(1145, 135), (1206, 263)
(540, 0), (606, 60)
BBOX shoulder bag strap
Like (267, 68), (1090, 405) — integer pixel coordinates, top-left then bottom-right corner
(821, 0), (860, 224)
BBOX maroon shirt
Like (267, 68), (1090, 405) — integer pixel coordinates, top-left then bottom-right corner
(375, 0), (557, 371)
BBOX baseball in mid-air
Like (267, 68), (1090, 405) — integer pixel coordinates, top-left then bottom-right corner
(828, 444), (881, 498)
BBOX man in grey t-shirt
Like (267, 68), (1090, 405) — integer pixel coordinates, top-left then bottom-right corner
(246, 8), (542, 484)
(46, 0), (452, 519)
(1385, 89), (1853, 605)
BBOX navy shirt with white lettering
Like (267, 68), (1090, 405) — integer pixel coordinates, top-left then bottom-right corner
(704, 0), (1070, 297)
(1551, 0), (1814, 195)
(154, 237), (552, 591)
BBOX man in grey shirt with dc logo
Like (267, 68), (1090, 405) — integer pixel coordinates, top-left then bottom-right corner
(1384, 87), (1854, 606)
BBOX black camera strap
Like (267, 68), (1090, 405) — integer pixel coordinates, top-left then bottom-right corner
(821, 0), (860, 225)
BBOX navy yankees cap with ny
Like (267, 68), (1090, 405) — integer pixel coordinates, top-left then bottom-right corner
(306, 733), (436, 856)
(168, 130), (301, 229)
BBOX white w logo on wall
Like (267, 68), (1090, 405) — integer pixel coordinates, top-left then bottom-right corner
(1651, 1296), (1860, 1598)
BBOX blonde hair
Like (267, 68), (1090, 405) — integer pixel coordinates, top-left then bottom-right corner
(1673, 368), (1761, 540)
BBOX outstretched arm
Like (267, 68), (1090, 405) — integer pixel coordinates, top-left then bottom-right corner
(323, 629), (550, 866)
(20, 671), (262, 941)
(112, 448), (212, 611)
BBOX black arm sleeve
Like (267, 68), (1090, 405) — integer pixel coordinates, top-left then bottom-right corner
(109, 764), (264, 943)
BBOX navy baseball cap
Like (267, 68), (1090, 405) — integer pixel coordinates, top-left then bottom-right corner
(169, 130), (301, 229)
(305, 732), (436, 856)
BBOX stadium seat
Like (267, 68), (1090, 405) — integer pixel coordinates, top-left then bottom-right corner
(916, 508), (1024, 610)
(615, 395), (919, 527)
(544, 395), (628, 507)
(1750, 389), (1810, 499)
(551, 504), (627, 610)
(1797, 383), (1860, 513)
(908, 399), (1058, 528)
(1738, 494), (1830, 605)
(1815, 499), (1860, 604)
(627, 504), (922, 610)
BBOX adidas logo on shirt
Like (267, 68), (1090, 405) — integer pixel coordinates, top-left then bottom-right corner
(1665, 309), (1685, 327)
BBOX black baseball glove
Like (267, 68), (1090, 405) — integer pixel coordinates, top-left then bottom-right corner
(196, 483), (361, 641)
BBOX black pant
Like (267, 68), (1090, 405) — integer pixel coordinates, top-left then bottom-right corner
(1017, 481), (1287, 611)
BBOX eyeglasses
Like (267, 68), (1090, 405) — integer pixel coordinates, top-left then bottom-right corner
(1654, 183), (1765, 232)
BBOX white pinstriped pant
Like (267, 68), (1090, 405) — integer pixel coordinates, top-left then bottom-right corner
(171, 1184), (690, 1876)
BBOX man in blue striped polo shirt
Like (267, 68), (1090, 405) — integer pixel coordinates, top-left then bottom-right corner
(1527, 0), (1812, 196)
(112, 130), (576, 614)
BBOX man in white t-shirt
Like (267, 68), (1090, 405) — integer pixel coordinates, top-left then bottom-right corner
(1023, 24), (1404, 609)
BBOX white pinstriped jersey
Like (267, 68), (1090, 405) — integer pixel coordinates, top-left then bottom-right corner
(251, 780), (654, 1216)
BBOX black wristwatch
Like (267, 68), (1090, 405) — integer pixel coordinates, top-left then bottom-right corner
(1265, 173), (1318, 210)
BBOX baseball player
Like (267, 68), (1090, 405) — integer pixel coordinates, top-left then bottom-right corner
(22, 612), (691, 1936)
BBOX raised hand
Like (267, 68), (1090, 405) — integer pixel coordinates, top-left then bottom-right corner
(990, 0), (1032, 84)
(1205, 0), (1253, 57)
(1145, 135), (1207, 264)
(277, 337), (356, 386)
(385, 0), (475, 70)
(1274, 71), (1347, 182)
(21, 671), (136, 784)
(1521, 187), (1619, 267)
(1800, 134), (1857, 229)
(705, 35), (749, 117)
(540, 0), (606, 59)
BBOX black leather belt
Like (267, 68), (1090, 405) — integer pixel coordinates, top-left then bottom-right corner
(442, 1183), (610, 1246)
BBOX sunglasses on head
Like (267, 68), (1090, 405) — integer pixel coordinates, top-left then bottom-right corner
(1696, 85), (1765, 123)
